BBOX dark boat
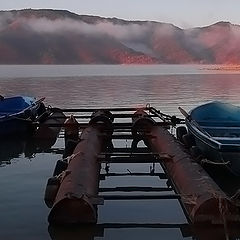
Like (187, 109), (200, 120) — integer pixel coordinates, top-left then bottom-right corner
(179, 101), (240, 176)
(0, 96), (45, 137)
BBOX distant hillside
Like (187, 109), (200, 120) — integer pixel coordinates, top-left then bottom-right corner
(0, 9), (240, 64)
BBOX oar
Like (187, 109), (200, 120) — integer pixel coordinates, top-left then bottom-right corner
(178, 107), (191, 120)
(35, 97), (46, 104)
(178, 106), (212, 138)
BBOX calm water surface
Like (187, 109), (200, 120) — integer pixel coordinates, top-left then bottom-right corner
(0, 65), (240, 240)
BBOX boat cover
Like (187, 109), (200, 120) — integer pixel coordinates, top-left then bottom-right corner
(0, 96), (35, 116)
(190, 101), (240, 127)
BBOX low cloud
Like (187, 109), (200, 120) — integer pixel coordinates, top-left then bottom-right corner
(2, 13), (240, 63)
(11, 17), (151, 42)
(0, 12), (14, 31)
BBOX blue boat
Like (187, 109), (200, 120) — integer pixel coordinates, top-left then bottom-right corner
(180, 101), (240, 176)
(0, 96), (45, 137)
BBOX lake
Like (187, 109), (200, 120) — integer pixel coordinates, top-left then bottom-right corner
(0, 64), (240, 240)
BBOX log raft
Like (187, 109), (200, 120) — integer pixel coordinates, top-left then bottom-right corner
(132, 110), (240, 224)
(44, 106), (240, 226)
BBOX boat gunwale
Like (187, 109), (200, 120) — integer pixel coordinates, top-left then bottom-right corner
(186, 119), (240, 152)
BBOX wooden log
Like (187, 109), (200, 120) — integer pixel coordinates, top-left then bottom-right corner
(48, 111), (113, 224)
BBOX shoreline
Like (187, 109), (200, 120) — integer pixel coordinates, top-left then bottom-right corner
(202, 65), (240, 71)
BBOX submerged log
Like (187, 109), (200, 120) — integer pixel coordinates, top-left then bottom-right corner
(132, 110), (240, 224)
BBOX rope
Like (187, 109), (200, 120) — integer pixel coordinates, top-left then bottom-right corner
(178, 189), (237, 235)
(212, 189), (235, 239)
(55, 151), (84, 182)
(62, 150), (82, 163)
(230, 189), (240, 206)
(200, 158), (230, 165)
(56, 169), (71, 183)
(180, 194), (198, 206)
(218, 198), (230, 240)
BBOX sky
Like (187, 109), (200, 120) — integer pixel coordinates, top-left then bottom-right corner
(1, 0), (240, 28)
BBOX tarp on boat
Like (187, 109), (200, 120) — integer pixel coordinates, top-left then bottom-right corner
(0, 96), (36, 117)
(190, 101), (240, 127)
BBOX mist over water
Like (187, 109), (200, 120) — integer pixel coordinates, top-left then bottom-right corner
(0, 65), (240, 240)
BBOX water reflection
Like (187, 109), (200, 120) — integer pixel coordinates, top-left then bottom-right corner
(48, 223), (240, 240)
(1, 68), (240, 240)
(0, 139), (25, 165)
(1, 74), (240, 116)
(48, 223), (188, 240)
(191, 225), (240, 240)
(0, 135), (59, 166)
(48, 224), (103, 240)
(204, 164), (240, 197)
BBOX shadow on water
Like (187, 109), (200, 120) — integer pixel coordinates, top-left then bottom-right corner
(204, 164), (240, 197)
(0, 138), (25, 165)
(48, 223), (240, 240)
(191, 225), (240, 240)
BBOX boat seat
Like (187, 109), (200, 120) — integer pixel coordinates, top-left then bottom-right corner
(201, 126), (240, 138)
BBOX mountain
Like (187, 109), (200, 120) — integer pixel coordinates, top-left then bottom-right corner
(0, 9), (240, 64)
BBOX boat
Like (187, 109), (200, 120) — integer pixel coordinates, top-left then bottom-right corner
(179, 101), (240, 176)
(0, 95), (46, 136)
